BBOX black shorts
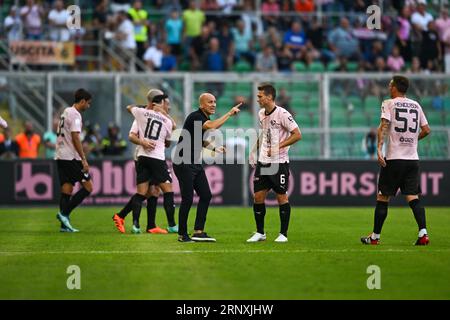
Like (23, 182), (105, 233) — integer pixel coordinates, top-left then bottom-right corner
(134, 160), (157, 185)
(253, 162), (290, 194)
(378, 160), (421, 196)
(136, 156), (172, 185)
(56, 159), (91, 186)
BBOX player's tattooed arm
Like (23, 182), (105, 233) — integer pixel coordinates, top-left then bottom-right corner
(377, 118), (390, 167)
(418, 124), (431, 140)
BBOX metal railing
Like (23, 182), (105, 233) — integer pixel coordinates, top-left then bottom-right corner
(0, 71), (448, 159)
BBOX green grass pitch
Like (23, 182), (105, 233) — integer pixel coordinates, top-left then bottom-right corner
(0, 207), (449, 300)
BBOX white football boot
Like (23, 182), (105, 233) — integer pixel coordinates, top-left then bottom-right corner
(246, 232), (266, 243)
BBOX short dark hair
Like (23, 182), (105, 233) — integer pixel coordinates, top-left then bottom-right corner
(74, 88), (92, 103)
(392, 75), (409, 93)
(257, 83), (276, 100)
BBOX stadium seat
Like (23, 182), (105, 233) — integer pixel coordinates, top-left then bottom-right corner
(237, 111), (254, 127)
(233, 61), (252, 73)
(308, 62), (326, 73)
(293, 62), (307, 72)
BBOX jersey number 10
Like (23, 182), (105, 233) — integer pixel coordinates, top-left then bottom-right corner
(144, 119), (162, 140)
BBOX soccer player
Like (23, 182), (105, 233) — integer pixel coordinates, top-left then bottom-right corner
(117, 89), (176, 234)
(113, 90), (178, 234)
(361, 75), (431, 245)
(247, 83), (301, 243)
(55, 88), (93, 232)
(0, 115), (7, 128)
(173, 93), (241, 243)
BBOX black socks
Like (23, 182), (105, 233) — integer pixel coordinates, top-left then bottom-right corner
(253, 203), (266, 234)
(373, 201), (388, 234)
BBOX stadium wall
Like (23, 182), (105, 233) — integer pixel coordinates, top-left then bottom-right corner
(1, 159), (449, 207)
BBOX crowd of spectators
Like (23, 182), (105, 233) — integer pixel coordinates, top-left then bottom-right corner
(0, 118), (129, 159)
(1, 0), (449, 73)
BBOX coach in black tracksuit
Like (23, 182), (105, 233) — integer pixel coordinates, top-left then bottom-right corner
(173, 93), (241, 242)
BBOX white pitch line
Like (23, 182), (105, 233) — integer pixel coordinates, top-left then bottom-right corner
(0, 249), (449, 256)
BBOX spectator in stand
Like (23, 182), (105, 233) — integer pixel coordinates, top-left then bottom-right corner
(111, 0), (131, 14)
(434, 6), (450, 74)
(101, 123), (127, 157)
(202, 38), (225, 96)
(328, 17), (360, 61)
(265, 25), (282, 49)
(182, 0), (206, 53)
(241, 0), (263, 38)
(295, 0), (314, 12)
(276, 88), (293, 115)
(276, 44), (295, 72)
(128, 0), (150, 68)
(231, 19), (254, 66)
(396, 6), (412, 62)
(408, 56), (427, 97)
(279, 0), (294, 30)
(256, 45), (278, 72)
(374, 56), (389, 72)
(15, 121), (41, 159)
(190, 25), (212, 70)
(364, 128), (377, 160)
(83, 122), (102, 159)
(48, 0), (71, 42)
(143, 42), (163, 71)
(387, 45), (405, 72)
(420, 21), (441, 70)
(411, 0), (434, 32)
(4, 6), (23, 42)
(0, 127), (19, 160)
(283, 21), (308, 61)
(217, 21), (235, 70)
(115, 10), (136, 72)
(92, 0), (109, 41)
(333, 55), (349, 72)
(20, 0), (45, 40)
(201, 0), (220, 11)
(160, 44), (178, 72)
(218, 0), (238, 14)
(202, 37), (226, 71)
(261, 0), (280, 28)
(43, 118), (58, 159)
(364, 40), (385, 70)
(165, 9), (183, 58)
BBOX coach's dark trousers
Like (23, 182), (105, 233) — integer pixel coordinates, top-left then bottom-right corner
(173, 163), (212, 236)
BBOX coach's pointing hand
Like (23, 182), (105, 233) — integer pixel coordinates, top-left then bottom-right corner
(228, 102), (242, 116)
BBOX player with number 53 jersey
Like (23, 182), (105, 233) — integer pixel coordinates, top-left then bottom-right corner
(361, 76), (431, 246)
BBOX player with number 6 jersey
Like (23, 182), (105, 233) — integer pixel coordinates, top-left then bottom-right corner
(247, 83), (302, 244)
